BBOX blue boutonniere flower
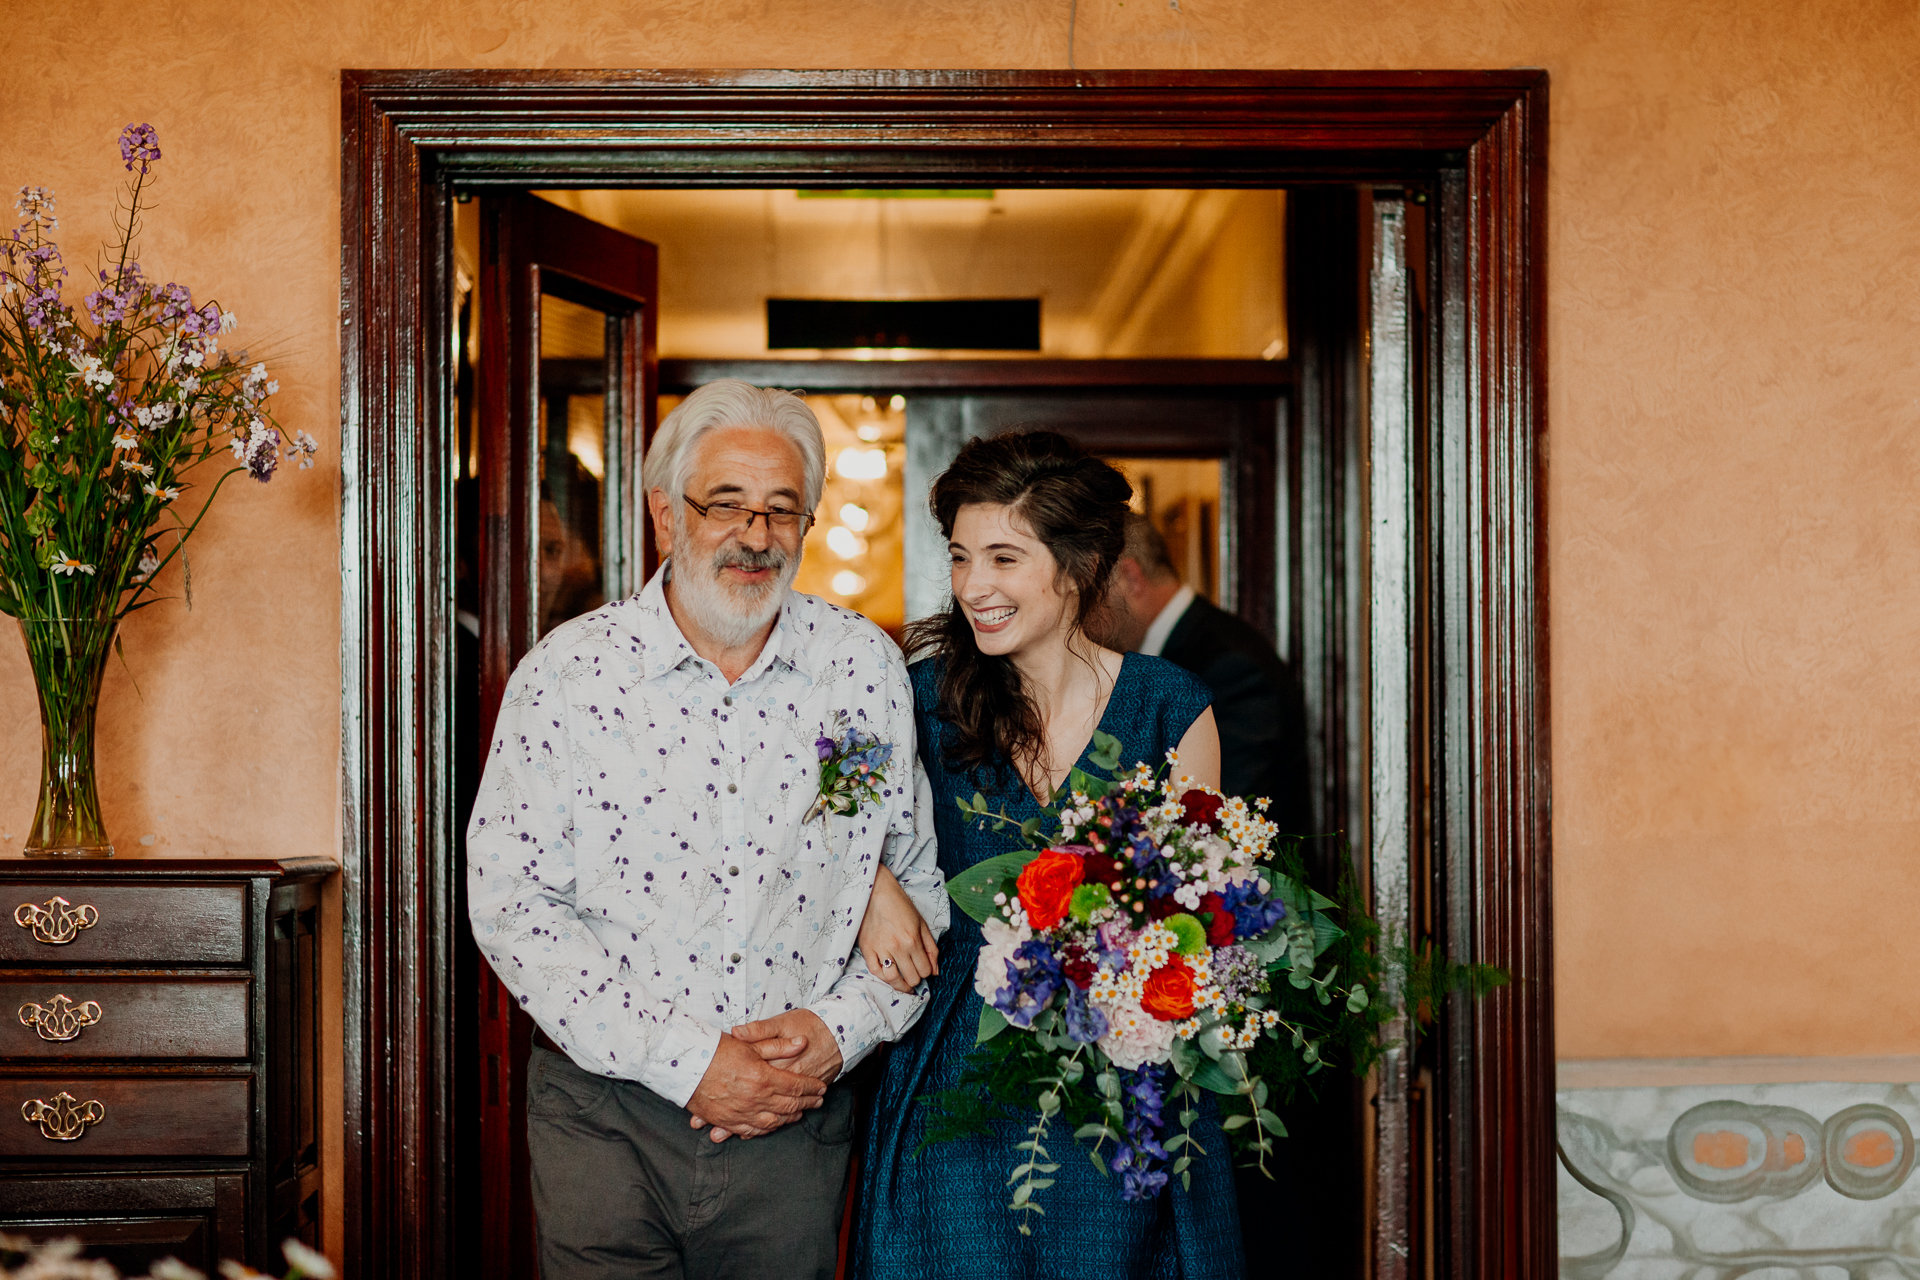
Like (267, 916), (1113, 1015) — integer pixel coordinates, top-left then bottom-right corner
(805, 711), (894, 822)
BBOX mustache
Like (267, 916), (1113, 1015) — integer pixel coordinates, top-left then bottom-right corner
(712, 544), (789, 573)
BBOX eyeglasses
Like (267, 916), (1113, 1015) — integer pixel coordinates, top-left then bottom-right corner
(682, 494), (815, 536)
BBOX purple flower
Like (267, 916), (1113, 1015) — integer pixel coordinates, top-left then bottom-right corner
(991, 939), (1062, 1028)
(245, 427), (280, 482)
(815, 735), (835, 761)
(1110, 1064), (1173, 1201)
(120, 124), (161, 174)
(1220, 879), (1287, 940)
(1062, 984), (1108, 1044)
(1209, 944), (1265, 1003)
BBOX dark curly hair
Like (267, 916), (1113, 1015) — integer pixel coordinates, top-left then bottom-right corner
(902, 430), (1134, 783)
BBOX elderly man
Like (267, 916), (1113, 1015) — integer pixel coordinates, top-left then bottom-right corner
(467, 380), (946, 1280)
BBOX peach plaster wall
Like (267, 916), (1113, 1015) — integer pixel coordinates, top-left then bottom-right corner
(9, 0), (1920, 1261)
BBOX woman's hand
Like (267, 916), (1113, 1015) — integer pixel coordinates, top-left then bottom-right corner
(859, 864), (939, 994)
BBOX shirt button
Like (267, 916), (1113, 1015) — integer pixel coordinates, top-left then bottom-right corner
(724, 696), (733, 706)
(728, 866), (740, 876)
(727, 783), (738, 793)
(731, 953), (742, 963)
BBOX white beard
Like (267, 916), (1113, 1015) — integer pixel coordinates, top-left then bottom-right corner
(667, 514), (799, 649)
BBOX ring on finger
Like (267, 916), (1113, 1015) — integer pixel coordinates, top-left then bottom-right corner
(880, 957), (894, 968)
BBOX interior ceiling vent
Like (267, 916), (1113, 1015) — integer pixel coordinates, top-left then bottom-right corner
(766, 298), (1041, 351)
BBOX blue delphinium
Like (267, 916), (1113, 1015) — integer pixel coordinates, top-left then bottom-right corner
(1111, 1066), (1172, 1201)
(993, 940), (1063, 1028)
(1063, 983), (1109, 1044)
(1220, 878), (1287, 939)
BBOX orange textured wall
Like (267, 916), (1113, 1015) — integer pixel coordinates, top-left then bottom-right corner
(9, 0), (1920, 1256)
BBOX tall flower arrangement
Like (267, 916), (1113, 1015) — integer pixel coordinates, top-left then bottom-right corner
(0, 125), (316, 856)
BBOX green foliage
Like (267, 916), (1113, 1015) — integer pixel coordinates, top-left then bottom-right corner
(1246, 837), (1510, 1109)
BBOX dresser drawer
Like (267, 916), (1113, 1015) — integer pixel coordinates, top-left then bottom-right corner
(0, 1077), (249, 1157)
(1, 885), (246, 965)
(1, 978), (249, 1059)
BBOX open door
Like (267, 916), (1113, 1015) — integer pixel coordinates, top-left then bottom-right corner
(471, 192), (657, 1280)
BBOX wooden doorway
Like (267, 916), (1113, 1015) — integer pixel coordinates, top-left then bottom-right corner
(341, 71), (1550, 1280)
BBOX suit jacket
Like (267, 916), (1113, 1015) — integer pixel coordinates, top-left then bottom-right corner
(1159, 595), (1312, 834)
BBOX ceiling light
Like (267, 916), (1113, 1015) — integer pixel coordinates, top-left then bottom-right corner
(826, 526), (866, 559)
(839, 503), (870, 532)
(889, 395), (906, 411)
(831, 570), (867, 596)
(856, 423), (882, 442)
(834, 447), (888, 481)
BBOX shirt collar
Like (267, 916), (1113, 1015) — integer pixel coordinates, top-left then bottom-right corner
(628, 563), (811, 685)
(1139, 584), (1196, 657)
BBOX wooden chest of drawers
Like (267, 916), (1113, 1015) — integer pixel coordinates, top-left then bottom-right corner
(0, 856), (332, 1276)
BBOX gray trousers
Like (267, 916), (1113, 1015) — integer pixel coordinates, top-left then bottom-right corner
(527, 1047), (855, 1280)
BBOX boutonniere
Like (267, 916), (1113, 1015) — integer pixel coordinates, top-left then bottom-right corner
(805, 711), (894, 822)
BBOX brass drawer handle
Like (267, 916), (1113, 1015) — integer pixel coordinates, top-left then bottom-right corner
(21, 1091), (105, 1141)
(19, 994), (102, 1042)
(13, 897), (99, 945)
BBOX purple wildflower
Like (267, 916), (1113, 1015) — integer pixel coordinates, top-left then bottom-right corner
(120, 124), (161, 174)
(815, 735), (836, 761)
(244, 426), (280, 482)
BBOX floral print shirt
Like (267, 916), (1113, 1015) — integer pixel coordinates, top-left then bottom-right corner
(466, 569), (947, 1108)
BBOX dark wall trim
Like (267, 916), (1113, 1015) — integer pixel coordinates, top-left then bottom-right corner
(339, 69), (1549, 1280)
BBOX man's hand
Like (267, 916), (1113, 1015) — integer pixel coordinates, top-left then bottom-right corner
(732, 1009), (844, 1084)
(684, 1029), (825, 1142)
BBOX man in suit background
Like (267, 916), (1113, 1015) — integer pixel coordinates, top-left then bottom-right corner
(1095, 514), (1310, 834)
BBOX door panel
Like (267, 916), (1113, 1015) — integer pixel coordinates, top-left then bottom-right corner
(472, 193), (657, 1280)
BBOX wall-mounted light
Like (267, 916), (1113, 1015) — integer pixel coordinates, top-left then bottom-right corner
(831, 570), (867, 596)
(839, 503), (870, 532)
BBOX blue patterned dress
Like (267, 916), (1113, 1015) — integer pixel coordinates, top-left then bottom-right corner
(849, 653), (1246, 1280)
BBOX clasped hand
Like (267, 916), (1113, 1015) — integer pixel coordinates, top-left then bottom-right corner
(686, 1008), (842, 1143)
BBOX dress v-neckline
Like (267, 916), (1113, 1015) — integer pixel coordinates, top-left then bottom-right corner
(1015, 652), (1137, 809)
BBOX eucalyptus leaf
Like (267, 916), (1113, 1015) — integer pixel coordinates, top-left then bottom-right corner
(976, 1003), (1010, 1044)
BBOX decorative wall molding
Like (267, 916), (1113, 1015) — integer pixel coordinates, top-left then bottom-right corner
(339, 69), (1550, 1280)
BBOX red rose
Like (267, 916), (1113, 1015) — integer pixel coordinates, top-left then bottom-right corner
(1140, 955), (1198, 1021)
(1197, 892), (1236, 947)
(1180, 789), (1225, 830)
(1061, 944), (1095, 989)
(1016, 848), (1085, 931)
(1081, 851), (1129, 889)
(1147, 894), (1184, 922)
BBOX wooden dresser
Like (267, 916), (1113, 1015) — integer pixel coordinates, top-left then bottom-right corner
(0, 856), (332, 1276)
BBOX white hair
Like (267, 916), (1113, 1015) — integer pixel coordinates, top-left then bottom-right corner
(643, 380), (826, 512)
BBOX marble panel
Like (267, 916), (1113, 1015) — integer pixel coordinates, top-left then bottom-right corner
(1559, 1081), (1920, 1278)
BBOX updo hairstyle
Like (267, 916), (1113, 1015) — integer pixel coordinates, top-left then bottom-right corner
(903, 429), (1133, 779)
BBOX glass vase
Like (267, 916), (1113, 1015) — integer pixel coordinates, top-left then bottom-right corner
(17, 614), (116, 858)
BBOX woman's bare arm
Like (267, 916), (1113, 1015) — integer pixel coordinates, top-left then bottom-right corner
(858, 864), (940, 994)
(1173, 706), (1223, 791)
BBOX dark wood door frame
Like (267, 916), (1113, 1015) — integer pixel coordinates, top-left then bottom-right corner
(340, 69), (1549, 1279)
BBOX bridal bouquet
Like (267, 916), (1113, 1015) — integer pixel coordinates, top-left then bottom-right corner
(928, 732), (1383, 1230)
